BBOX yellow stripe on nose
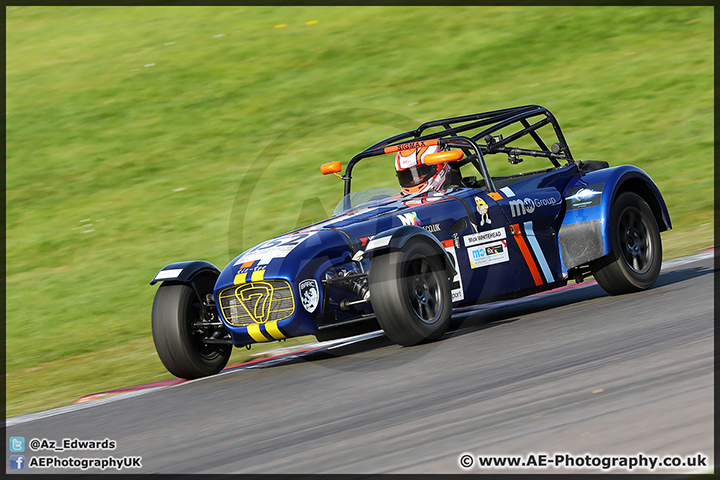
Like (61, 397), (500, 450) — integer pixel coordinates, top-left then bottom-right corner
(264, 321), (286, 340)
(247, 324), (270, 342)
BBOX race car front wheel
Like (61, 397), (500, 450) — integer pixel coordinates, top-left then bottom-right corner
(152, 278), (231, 378)
(591, 191), (662, 295)
(369, 237), (452, 346)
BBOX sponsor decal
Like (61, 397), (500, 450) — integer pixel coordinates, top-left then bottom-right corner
(357, 236), (371, 248)
(387, 140), (436, 153)
(468, 240), (510, 268)
(441, 239), (464, 302)
(235, 231), (319, 263)
(235, 258), (271, 275)
(423, 222), (441, 233)
(508, 196), (560, 217)
(474, 197), (492, 226)
(397, 211), (422, 226)
(233, 258), (273, 284)
(566, 183), (604, 210)
(299, 279), (319, 313)
(464, 227), (507, 247)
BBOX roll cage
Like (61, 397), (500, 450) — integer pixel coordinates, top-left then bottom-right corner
(342, 105), (576, 196)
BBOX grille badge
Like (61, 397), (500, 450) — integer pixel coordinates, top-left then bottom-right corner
(235, 282), (273, 323)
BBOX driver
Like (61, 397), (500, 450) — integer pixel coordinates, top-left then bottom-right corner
(395, 145), (450, 195)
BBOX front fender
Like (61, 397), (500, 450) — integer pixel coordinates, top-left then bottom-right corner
(150, 261), (221, 285)
(365, 225), (456, 275)
(558, 165), (671, 271)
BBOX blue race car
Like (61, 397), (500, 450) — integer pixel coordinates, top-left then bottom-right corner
(150, 105), (671, 379)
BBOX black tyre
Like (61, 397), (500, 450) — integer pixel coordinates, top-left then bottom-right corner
(152, 280), (231, 378)
(369, 238), (452, 346)
(591, 191), (662, 295)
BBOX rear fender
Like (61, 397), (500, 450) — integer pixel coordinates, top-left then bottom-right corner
(558, 165), (671, 271)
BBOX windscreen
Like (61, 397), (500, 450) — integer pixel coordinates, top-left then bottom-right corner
(333, 187), (401, 216)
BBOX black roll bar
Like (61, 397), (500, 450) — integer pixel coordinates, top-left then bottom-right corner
(341, 105), (573, 196)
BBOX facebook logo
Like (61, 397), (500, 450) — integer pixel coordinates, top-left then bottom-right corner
(9, 455), (25, 470)
(9, 436), (25, 452)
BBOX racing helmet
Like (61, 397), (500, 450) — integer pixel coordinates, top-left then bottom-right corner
(395, 145), (450, 195)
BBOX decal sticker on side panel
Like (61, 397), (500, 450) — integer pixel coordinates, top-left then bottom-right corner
(474, 197), (492, 226)
(397, 211), (422, 226)
(467, 240), (509, 268)
(299, 279), (319, 313)
(441, 239), (464, 302)
(464, 227), (507, 247)
(508, 197), (560, 218)
(566, 183), (604, 210)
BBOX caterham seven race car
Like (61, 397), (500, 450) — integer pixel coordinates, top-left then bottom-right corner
(151, 105), (671, 379)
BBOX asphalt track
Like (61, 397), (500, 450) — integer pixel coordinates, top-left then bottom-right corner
(6, 252), (714, 474)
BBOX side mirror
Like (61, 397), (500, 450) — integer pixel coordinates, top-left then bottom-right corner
(321, 161), (342, 176)
(424, 150), (464, 165)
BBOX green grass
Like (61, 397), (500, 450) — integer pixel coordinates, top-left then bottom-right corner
(6, 6), (713, 418)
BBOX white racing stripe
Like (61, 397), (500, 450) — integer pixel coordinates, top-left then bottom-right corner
(523, 221), (554, 283)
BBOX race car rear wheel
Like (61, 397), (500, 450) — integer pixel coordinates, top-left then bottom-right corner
(369, 237), (452, 346)
(152, 279), (231, 379)
(591, 191), (662, 295)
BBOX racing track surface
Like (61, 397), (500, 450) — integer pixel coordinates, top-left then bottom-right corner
(6, 253), (714, 474)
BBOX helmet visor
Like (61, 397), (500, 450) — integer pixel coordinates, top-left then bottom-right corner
(396, 164), (437, 188)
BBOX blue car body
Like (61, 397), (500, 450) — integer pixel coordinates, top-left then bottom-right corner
(154, 165), (670, 348)
(151, 105), (671, 377)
